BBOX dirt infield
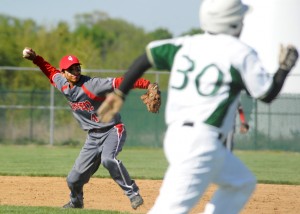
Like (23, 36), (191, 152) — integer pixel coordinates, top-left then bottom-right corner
(0, 176), (299, 214)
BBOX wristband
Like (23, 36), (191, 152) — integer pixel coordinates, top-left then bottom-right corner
(114, 89), (126, 100)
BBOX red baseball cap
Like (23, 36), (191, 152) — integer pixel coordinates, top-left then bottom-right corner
(59, 55), (81, 71)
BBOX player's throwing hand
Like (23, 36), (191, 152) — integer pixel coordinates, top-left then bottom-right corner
(22, 47), (36, 61)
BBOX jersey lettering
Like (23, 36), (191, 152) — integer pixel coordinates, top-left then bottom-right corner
(91, 113), (99, 122)
(69, 100), (95, 112)
(172, 56), (224, 96)
(171, 55), (194, 90)
(195, 64), (224, 96)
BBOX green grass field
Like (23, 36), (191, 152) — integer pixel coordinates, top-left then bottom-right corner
(0, 205), (129, 214)
(0, 145), (300, 213)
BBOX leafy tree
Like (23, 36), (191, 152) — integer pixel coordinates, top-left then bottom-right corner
(73, 11), (151, 69)
(148, 28), (173, 40)
(180, 28), (204, 36)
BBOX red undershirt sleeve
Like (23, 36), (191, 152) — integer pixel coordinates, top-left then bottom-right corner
(238, 106), (246, 124)
(114, 77), (150, 89)
(33, 55), (60, 84)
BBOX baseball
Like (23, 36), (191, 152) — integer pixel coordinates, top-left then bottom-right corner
(23, 48), (31, 57)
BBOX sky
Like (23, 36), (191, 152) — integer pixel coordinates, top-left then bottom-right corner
(241, 0), (300, 94)
(1, 0), (300, 93)
(0, 0), (201, 36)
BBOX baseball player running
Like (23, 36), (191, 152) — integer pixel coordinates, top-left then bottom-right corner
(97, 0), (299, 213)
(22, 48), (152, 210)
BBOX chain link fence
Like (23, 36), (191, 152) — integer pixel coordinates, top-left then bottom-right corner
(1, 67), (300, 151)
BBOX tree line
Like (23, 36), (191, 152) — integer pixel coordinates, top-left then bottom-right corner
(0, 11), (202, 90)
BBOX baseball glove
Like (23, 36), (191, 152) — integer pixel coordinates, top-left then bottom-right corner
(279, 44), (299, 71)
(141, 83), (161, 113)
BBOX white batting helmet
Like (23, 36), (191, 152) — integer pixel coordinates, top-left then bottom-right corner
(199, 0), (249, 36)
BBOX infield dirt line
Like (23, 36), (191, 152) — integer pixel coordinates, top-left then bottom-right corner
(0, 176), (299, 213)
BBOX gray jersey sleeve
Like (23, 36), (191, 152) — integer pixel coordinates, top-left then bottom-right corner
(52, 73), (68, 92)
(83, 77), (115, 96)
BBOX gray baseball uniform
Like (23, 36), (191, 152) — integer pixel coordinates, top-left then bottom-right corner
(33, 55), (150, 205)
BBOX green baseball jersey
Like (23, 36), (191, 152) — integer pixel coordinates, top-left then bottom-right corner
(146, 33), (273, 134)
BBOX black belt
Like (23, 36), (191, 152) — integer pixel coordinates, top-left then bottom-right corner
(218, 133), (223, 140)
(89, 126), (113, 133)
(183, 122), (194, 127)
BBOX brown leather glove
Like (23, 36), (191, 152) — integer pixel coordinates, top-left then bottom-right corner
(140, 83), (161, 113)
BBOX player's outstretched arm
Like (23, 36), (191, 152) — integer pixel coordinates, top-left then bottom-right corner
(97, 53), (152, 122)
(119, 53), (152, 95)
(261, 44), (298, 103)
(22, 47), (60, 83)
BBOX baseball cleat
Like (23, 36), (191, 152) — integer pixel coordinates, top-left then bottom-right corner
(62, 200), (84, 209)
(130, 194), (144, 209)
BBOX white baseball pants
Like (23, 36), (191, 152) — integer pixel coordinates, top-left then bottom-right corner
(148, 121), (256, 214)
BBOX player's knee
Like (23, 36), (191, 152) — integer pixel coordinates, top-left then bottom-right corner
(67, 171), (84, 187)
(247, 177), (256, 193)
(101, 157), (118, 170)
(241, 175), (257, 197)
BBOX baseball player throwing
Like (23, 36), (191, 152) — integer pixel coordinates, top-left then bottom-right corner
(22, 48), (154, 210)
(97, 0), (299, 213)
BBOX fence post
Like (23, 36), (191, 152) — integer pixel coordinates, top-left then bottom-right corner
(155, 72), (159, 84)
(49, 86), (54, 146)
(30, 90), (34, 140)
(254, 99), (258, 148)
(268, 104), (271, 145)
